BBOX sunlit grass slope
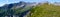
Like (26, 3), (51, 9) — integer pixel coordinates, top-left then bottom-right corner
(31, 3), (60, 17)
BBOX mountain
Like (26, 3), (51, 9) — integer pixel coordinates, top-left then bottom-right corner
(0, 1), (37, 17)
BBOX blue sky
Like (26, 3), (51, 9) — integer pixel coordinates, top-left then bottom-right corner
(0, 0), (60, 7)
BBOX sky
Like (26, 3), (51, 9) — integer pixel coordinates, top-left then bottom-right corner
(0, 0), (60, 7)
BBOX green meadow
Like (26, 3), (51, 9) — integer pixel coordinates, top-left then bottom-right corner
(30, 3), (60, 17)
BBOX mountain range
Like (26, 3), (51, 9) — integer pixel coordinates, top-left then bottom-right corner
(0, 1), (37, 17)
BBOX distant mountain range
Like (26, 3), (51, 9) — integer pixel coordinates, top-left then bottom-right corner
(0, 1), (37, 11)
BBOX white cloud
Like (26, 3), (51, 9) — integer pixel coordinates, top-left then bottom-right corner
(0, 3), (6, 7)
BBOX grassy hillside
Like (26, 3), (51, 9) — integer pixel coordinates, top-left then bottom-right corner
(31, 3), (60, 17)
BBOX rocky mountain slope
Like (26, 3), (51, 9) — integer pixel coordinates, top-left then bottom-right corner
(0, 1), (37, 17)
